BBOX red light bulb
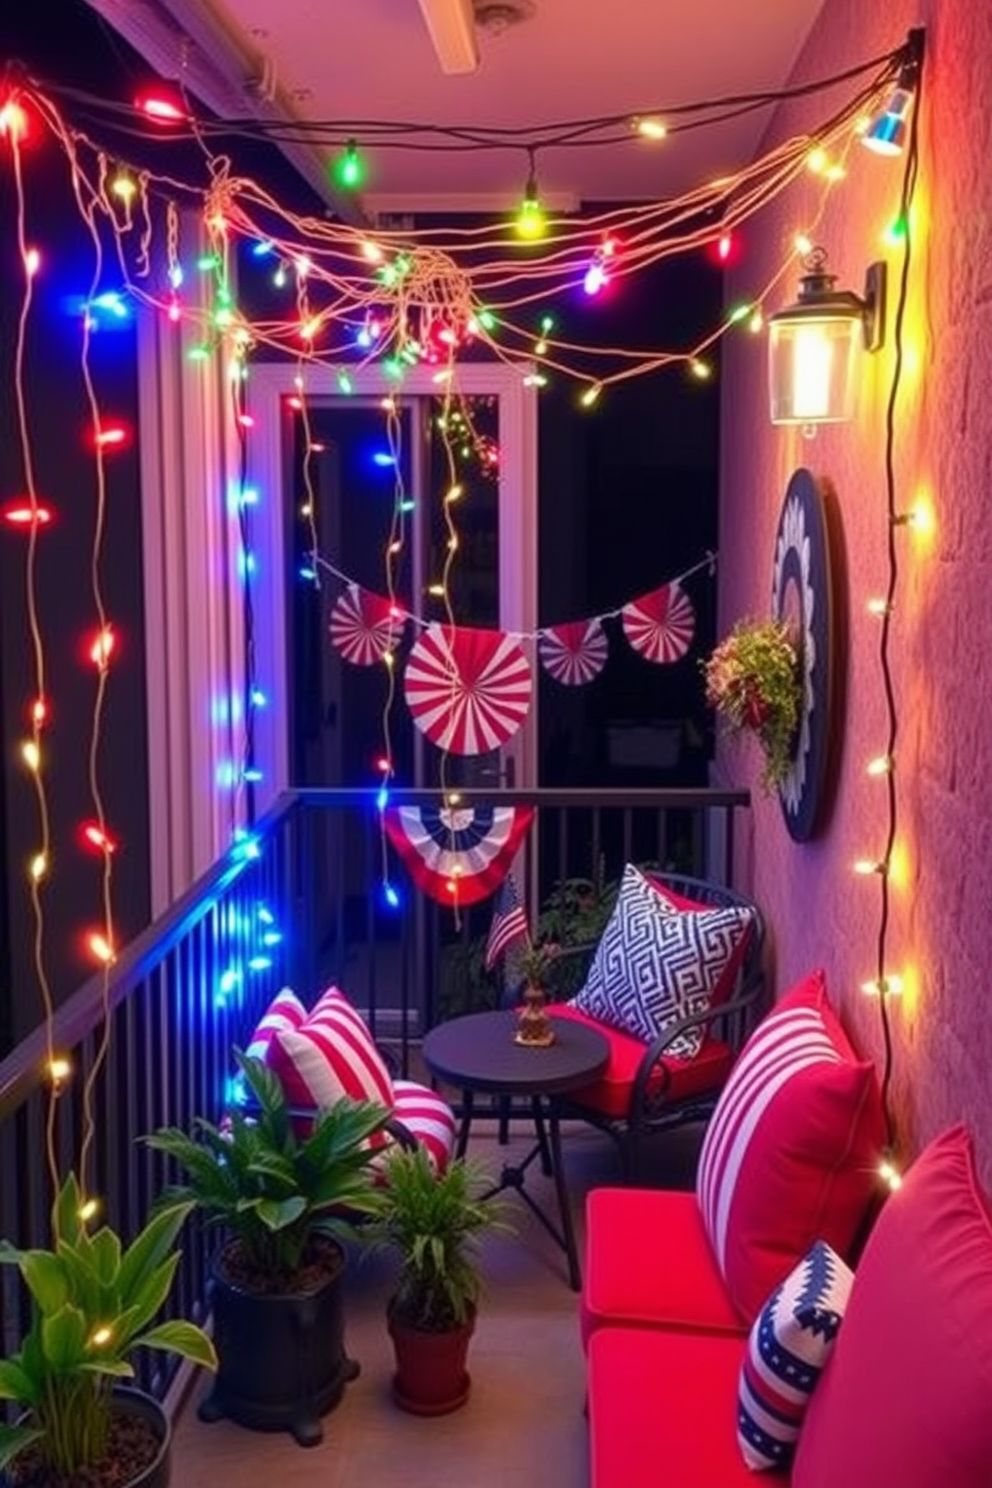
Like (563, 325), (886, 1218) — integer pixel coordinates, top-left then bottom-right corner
(137, 93), (185, 124)
(0, 99), (30, 143)
(3, 501), (53, 528)
(95, 423), (129, 449)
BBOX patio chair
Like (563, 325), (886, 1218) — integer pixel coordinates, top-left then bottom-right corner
(511, 872), (766, 1184)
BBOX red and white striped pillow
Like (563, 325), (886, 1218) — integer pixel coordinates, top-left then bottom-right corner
(696, 968), (884, 1323)
(245, 987), (307, 1062)
(267, 986), (395, 1112)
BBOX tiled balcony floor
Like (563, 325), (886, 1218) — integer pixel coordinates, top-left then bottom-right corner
(171, 1120), (703, 1488)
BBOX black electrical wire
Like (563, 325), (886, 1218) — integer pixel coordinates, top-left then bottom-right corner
(33, 41), (906, 158)
(876, 39), (923, 1155)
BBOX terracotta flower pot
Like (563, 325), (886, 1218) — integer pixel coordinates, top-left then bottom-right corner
(388, 1308), (476, 1416)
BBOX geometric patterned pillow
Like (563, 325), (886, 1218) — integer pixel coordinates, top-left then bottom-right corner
(244, 986), (307, 1062)
(267, 986), (395, 1112)
(569, 863), (754, 1058)
(738, 1240), (853, 1471)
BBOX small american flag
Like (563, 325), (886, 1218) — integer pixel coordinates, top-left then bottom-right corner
(485, 875), (530, 971)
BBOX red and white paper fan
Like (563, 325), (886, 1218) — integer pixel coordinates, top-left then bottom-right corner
(622, 581), (695, 663)
(404, 624), (532, 755)
(539, 618), (609, 686)
(329, 584), (405, 666)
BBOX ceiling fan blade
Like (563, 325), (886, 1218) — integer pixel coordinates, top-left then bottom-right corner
(416, 0), (480, 74)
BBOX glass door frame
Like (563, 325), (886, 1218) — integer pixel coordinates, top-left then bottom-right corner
(248, 362), (539, 810)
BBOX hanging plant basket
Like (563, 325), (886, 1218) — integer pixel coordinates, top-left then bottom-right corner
(703, 618), (802, 791)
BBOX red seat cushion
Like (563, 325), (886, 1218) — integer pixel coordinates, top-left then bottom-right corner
(581, 1187), (745, 1347)
(696, 969), (884, 1323)
(550, 1003), (733, 1120)
(588, 1328), (785, 1488)
(793, 1125), (992, 1488)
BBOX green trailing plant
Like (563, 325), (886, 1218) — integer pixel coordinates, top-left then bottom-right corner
(146, 1049), (392, 1285)
(367, 1147), (510, 1333)
(0, 1172), (216, 1478)
(703, 616), (802, 790)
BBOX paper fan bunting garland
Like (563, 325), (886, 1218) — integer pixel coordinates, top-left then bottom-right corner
(382, 803), (536, 906)
(622, 581), (695, 663)
(539, 618), (609, 686)
(329, 583), (406, 666)
(404, 624), (532, 755)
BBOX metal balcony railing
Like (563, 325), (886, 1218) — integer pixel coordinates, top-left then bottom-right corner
(0, 784), (749, 1397)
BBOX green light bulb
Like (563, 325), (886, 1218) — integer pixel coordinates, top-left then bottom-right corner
(335, 139), (364, 191)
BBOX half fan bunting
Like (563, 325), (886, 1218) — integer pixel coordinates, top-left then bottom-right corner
(404, 623), (533, 755)
(622, 580), (695, 663)
(329, 583), (406, 665)
(539, 617), (609, 686)
(382, 803), (536, 906)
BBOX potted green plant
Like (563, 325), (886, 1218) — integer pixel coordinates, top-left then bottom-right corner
(145, 1049), (391, 1447)
(367, 1145), (509, 1416)
(703, 616), (802, 790)
(0, 1172), (216, 1488)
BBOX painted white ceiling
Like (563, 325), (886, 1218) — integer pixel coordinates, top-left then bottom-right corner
(199, 0), (827, 209)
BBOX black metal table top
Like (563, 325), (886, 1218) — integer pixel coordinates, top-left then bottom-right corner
(422, 1009), (609, 1097)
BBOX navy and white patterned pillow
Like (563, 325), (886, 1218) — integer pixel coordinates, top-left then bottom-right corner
(568, 864), (752, 1057)
(738, 1239), (854, 1471)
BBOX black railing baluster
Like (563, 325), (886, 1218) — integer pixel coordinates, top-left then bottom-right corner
(0, 788), (751, 1407)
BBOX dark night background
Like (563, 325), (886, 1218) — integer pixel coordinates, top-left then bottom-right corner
(0, 0), (722, 1050)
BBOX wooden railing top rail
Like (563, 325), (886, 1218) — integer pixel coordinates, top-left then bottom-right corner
(0, 783), (751, 1120)
(292, 786), (752, 809)
(0, 793), (300, 1119)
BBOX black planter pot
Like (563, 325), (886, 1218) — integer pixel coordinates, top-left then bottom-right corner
(1, 1387), (170, 1488)
(197, 1240), (358, 1447)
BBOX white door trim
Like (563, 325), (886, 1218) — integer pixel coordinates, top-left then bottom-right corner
(247, 362), (539, 812)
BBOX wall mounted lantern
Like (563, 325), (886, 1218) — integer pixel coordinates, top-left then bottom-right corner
(767, 249), (887, 427)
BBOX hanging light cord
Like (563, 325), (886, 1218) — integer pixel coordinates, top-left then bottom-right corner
(875, 41), (923, 1152)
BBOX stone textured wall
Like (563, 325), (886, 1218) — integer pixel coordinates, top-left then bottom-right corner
(720, 0), (992, 1180)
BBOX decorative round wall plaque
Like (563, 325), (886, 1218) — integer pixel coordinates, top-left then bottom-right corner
(771, 468), (840, 841)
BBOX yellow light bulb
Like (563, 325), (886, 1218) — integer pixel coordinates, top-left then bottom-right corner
(111, 173), (137, 203)
(690, 359), (711, 380)
(580, 384), (602, 408)
(446, 793), (461, 808)
(30, 852), (47, 881)
(534, 338), (548, 356)
(635, 116), (668, 140)
(78, 1198), (100, 1223)
(861, 974), (905, 997)
(48, 1056), (72, 1084)
(382, 651), (395, 669)
(794, 233), (814, 257)
(866, 597), (890, 616)
(90, 1325), (113, 1347)
(806, 147), (828, 174)
(854, 859), (885, 876)
(447, 536), (459, 552)
(748, 310), (764, 334)
(867, 755), (893, 776)
(878, 1159), (903, 1191)
(428, 584), (446, 597)
(89, 932), (115, 965)
(22, 740), (40, 772)
(444, 485), (463, 503)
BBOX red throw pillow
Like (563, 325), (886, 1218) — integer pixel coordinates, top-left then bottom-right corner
(267, 986), (394, 1111)
(647, 875), (754, 1008)
(696, 968), (884, 1322)
(244, 987), (307, 1062)
(794, 1125), (992, 1488)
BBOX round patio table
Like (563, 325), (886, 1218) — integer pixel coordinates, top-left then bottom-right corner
(423, 1008), (609, 1290)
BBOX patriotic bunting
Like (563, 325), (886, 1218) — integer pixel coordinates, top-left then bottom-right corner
(539, 617), (609, 686)
(329, 583), (405, 666)
(622, 580), (695, 663)
(404, 624), (532, 755)
(382, 803), (536, 906)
